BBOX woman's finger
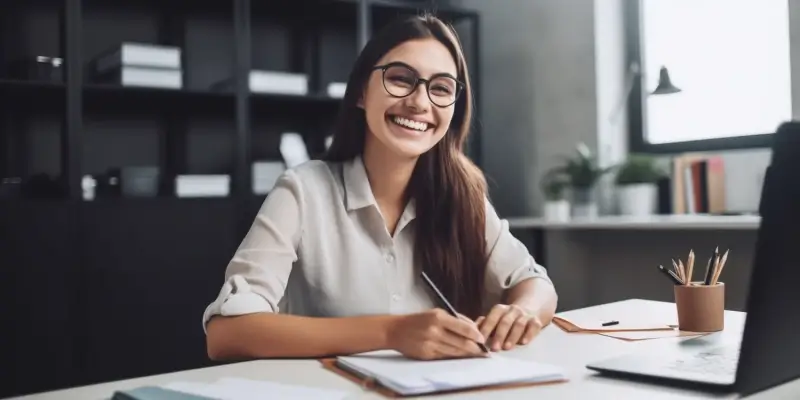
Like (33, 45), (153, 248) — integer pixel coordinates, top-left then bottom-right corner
(520, 317), (544, 345)
(490, 310), (520, 350)
(435, 336), (479, 359)
(478, 305), (507, 339)
(439, 329), (484, 356)
(503, 317), (528, 350)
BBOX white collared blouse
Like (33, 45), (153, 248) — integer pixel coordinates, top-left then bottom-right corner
(202, 156), (553, 332)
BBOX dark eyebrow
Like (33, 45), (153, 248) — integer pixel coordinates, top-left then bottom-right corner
(383, 60), (458, 81)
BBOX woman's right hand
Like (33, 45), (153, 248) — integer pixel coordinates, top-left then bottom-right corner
(387, 308), (488, 360)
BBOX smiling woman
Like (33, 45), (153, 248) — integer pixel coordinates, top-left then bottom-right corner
(203, 13), (558, 362)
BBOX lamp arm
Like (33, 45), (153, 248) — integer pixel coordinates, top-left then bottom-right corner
(609, 62), (641, 124)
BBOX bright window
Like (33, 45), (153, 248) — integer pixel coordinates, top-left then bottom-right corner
(640, 0), (792, 145)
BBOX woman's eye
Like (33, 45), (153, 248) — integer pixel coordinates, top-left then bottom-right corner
(388, 76), (415, 86)
(431, 85), (452, 95)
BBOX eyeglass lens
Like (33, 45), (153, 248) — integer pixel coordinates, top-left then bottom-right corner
(382, 65), (459, 106)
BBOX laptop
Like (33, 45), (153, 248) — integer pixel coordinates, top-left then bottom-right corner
(586, 121), (800, 397)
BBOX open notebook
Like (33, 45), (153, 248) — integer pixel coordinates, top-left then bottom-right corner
(331, 350), (566, 396)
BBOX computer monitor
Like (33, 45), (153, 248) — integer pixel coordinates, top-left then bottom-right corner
(735, 121), (800, 395)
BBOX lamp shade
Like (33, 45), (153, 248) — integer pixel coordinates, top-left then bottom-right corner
(651, 66), (681, 95)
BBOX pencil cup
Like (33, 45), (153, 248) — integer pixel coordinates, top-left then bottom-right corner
(674, 282), (725, 332)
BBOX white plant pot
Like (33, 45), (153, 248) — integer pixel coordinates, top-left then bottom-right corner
(543, 200), (570, 222)
(570, 187), (598, 218)
(572, 203), (598, 218)
(618, 183), (658, 216)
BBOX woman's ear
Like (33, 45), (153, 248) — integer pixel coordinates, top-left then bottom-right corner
(357, 92), (365, 109)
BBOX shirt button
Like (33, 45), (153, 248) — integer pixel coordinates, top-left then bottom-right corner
(385, 253), (394, 263)
(392, 294), (401, 301)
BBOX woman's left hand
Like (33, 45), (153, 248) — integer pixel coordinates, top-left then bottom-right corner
(476, 304), (544, 352)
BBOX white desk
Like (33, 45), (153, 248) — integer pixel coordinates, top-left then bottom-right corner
(11, 299), (800, 399)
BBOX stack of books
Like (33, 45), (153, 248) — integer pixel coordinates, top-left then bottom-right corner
(211, 70), (308, 95)
(670, 154), (726, 214)
(175, 175), (229, 198)
(93, 42), (183, 89)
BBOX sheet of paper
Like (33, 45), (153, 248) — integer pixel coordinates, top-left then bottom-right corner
(598, 330), (709, 341)
(337, 350), (565, 395)
(554, 314), (674, 332)
(163, 377), (350, 400)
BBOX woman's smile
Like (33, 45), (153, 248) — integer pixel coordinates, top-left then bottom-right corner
(387, 114), (435, 137)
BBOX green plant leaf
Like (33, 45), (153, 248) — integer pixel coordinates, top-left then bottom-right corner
(615, 154), (666, 185)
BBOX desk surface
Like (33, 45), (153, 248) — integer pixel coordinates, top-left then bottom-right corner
(507, 214), (761, 230)
(12, 299), (799, 400)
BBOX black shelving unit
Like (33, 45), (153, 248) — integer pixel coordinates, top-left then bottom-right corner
(0, 0), (480, 397)
(1, 0), (481, 202)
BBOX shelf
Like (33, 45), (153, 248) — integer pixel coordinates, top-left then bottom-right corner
(250, 92), (342, 115)
(252, 91), (341, 104)
(82, 0), (232, 13)
(83, 84), (234, 115)
(368, 0), (479, 22)
(252, 0), (355, 21)
(0, 79), (65, 110)
(506, 214), (762, 231)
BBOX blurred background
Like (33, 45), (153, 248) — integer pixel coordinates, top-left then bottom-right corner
(1, 0), (794, 397)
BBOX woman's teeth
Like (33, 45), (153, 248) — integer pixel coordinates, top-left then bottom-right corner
(391, 116), (429, 132)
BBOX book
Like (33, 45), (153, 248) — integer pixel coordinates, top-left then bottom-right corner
(112, 386), (215, 400)
(329, 350), (566, 396)
(114, 378), (350, 400)
(95, 42), (182, 74)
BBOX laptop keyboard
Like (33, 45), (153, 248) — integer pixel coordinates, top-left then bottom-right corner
(664, 345), (740, 377)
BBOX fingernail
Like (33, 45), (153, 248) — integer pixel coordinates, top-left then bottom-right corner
(505, 341), (512, 349)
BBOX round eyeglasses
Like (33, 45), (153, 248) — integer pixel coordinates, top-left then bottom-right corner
(372, 62), (464, 108)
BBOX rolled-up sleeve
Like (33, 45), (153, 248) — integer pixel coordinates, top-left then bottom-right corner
(202, 170), (304, 333)
(483, 198), (552, 297)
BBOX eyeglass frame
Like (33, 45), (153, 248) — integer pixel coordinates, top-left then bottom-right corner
(370, 61), (465, 108)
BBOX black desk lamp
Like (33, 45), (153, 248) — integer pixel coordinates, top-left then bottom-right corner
(651, 66), (682, 95)
(610, 62), (682, 123)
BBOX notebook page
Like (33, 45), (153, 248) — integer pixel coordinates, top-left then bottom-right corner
(337, 350), (565, 395)
(425, 357), (565, 389)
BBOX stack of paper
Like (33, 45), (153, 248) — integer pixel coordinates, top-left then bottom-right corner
(335, 350), (566, 396)
(552, 313), (710, 341)
(161, 377), (350, 399)
(552, 315), (675, 333)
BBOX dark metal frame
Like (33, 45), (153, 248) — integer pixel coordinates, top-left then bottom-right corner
(625, 0), (776, 154)
(51, 0), (483, 200)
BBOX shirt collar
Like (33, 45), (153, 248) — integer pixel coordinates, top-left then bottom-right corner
(342, 155), (417, 221)
(343, 155), (375, 211)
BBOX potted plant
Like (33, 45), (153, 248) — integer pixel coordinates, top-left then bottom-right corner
(558, 143), (614, 218)
(540, 167), (570, 221)
(615, 154), (666, 216)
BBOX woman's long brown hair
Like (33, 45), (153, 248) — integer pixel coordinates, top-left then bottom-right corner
(325, 14), (488, 319)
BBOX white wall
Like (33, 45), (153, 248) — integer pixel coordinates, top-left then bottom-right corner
(460, 0), (600, 217)
(463, 0), (800, 217)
